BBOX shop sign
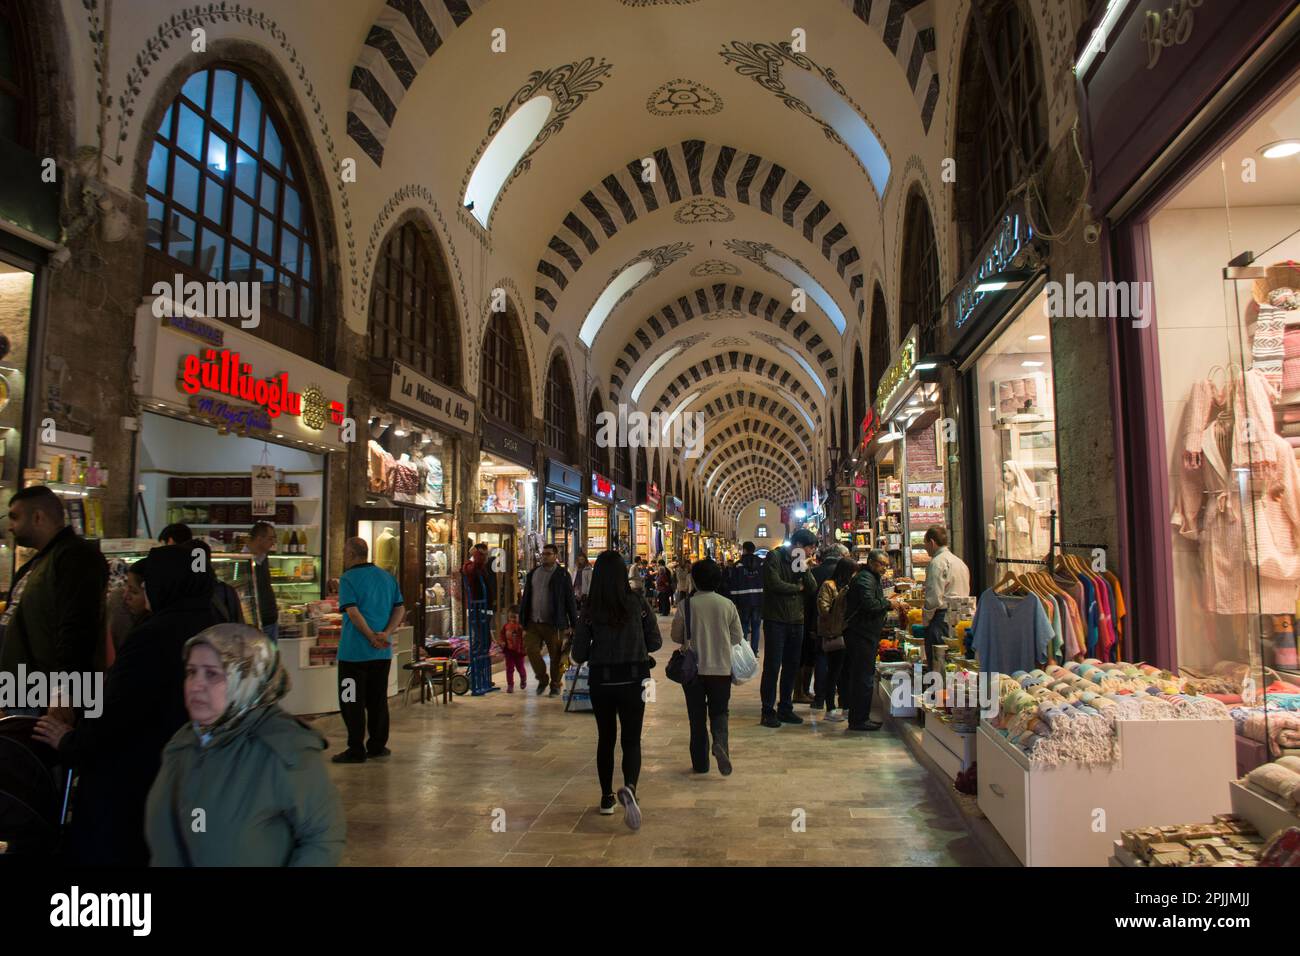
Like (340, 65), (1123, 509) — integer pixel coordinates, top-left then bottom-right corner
(860, 408), (878, 446)
(1078, 0), (1294, 214)
(545, 460), (583, 497)
(636, 480), (661, 509)
(952, 202), (1036, 337)
(685, 519), (700, 533)
(188, 395), (271, 436)
(178, 348), (345, 429)
(664, 496), (683, 519)
(875, 327), (918, 419)
(590, 472), (615, 502)
(251, 464), (276, 517)
(482, 419), (534, 468)
(780, 506), (791, 525)
(162, 314), (225, 348)
(388, 360), (476, 437)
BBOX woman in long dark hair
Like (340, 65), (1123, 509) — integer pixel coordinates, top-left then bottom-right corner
(571, 550), (662, 830)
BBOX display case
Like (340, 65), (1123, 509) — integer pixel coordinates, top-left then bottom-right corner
(100, 539), (264, 626)
(586, 502), (609, 559)
(353, 506), (428, 654)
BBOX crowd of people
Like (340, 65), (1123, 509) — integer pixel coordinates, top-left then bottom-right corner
(0, 479), (970, 856)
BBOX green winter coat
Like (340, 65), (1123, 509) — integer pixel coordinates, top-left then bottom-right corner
(761, 546), (817, 624)
(145, 704), (345, 866)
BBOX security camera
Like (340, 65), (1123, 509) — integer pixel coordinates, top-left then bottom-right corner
(1083, 221), (1101, 245)
(50, 246), (72, 269)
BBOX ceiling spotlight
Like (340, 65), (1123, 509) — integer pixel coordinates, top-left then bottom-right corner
(1260, 140), (1300, 159)
(975, 268), (1034, 293)
(1028, 334), (1047, 342)
(394, 428), (408, 437)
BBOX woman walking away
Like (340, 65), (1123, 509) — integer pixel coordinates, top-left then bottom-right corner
(145, 624), (345, 865)
(814, 559), (857, 722)
(572, 550), (661, 830)
(672, 559), (743, 775)
(655, 560), (673, 616)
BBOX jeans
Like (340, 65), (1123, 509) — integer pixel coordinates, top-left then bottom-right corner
(813, 644), (846, 710)
(683, 675), (732, 772)
(738, 604), (763, 655)
(338, 658), (392, 755)
(590, 682), (645, 796)
(924, 609), (949, 671)
(845, 634), (880, 727)
(524, 622), (564, 689)
(760, 619), (804, 716)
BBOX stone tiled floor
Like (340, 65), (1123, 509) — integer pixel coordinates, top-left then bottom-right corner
(320, 616), (991, 867)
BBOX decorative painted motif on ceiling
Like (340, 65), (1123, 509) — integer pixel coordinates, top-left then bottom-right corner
(646, 78), (724, 116)
(691, 259), (741, 278)
(674, 197), (734, 224)
(607, 282), (837, 399)
(345, 0), (936, 166)
(563, 241), (692, 337)
(713, 337), (750, 348)
(460, 57), (615, 230)
(535, 140), (867, 332)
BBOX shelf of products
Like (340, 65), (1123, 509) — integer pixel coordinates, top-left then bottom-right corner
(586, 505), (609, 559)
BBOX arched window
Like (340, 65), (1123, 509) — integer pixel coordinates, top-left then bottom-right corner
(899, 189), (941, 343)
(955, 0), (1047, 270)
(868, 283), (890, 402)
(480, 306), (529, 430)
(543, 354), (578, 461)
(839, 388), (850, 457)
(587, 392), (609, 478)
(370, 220), (460, 387)
(636, 445), (647, 488)
(145, 66), (322, 354)
(852, 344), (866, 439)
(652, 450), (661, 489)
(0, 0), (36, 149)
(615, 442), (632, 489)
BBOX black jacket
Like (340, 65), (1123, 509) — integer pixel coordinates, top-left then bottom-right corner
(59, 543), (222, 866)
(519, 564), (578, 630)
(727, 554), (764, 613)
(844, 567), (892, 643)
(572, 593), (662, 685)
(253, 554), (278, 625)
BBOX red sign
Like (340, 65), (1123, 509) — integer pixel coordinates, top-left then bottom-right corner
(591, 472), (615, 502)
(860, 407), (878, 445)
(780, 506), (791, 524)
(180, 348), (343, 425)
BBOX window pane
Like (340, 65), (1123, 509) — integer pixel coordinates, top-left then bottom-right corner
(181, 70), (207, 110)
(256, 213), (273, 255)
(298, 285), (312, 326)
(147, 141), (169, 193)
(300, 243), (312, 282)
(167, 212), (195, 263)
(234, 148), (256, 197)
(263, 117), (282, 169)
(277, 272), (294, 317)
(197, 228), (224, 279)
(231, 198), (254, 245)
(159, 104), (175, 140)
(228, 243), (251, 279)
(237, 80), (262, 147)
(176, 104), (203, 159)
(280, 228), (298, 273)
(259, 171), (277, 213)
(146, 195), (164, 249)
(205, 134), (228, 178)
(211, 70), (237, 130)
(282, 186), (300, 228)
(172, 156), (200, 211)
(202, 176), (224, 224)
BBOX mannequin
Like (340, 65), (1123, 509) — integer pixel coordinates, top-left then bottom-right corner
(1001, 460), (1045, 560)
(375, 526), (400, 576)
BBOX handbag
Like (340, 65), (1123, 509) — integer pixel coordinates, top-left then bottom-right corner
(665, 596), (698, 684)
(821, 634), (846, 654)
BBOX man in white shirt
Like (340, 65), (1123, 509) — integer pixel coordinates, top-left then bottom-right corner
(921, 526), (970, 672)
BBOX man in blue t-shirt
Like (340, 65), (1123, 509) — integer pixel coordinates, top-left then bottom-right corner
(332, 536), (405, 764)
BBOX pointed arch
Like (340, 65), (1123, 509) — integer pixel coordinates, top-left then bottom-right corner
(480, 301), (532, 431)
(543, 351), (579, 462)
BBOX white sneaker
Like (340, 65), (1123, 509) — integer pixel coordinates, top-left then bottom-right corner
(825, 709), (847, 722)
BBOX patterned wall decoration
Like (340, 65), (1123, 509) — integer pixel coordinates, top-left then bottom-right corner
(713, 336), (750, 348)
(534, 140), (867, 332)
(673, 197), (735, 224)
(607, 282), (838, 398)
(566, 241), (693, 338)
(460, 58), (615, 230)
(722, 238), (853, 335)
(691, 259), (741, 278)
(835, 0), (940, 134)
(719, 40), (892, 196)
(347, 0), (485, 167)
(646, 78), (724, 116)
(99, 2), (358, 314)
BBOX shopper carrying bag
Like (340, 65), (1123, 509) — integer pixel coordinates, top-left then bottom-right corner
(665, 595), (698, 685)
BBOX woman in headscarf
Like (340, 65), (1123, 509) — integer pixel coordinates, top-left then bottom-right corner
(32, 542), (222, 865)
(145, 623), (345, 866)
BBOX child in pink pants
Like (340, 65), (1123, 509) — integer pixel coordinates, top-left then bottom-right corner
(498, 606), (528, 692)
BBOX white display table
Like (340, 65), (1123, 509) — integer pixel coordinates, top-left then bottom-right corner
(279, 626), (412, 716)
(922, 716), (974, 779)
(976, 718), (1235, 866)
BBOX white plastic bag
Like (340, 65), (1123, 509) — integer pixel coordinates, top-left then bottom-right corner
(731, 640), (759, 684)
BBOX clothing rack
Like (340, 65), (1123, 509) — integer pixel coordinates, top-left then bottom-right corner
(988, 510), (1109, 571)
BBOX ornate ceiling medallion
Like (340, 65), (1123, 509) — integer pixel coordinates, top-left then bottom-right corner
(673, 197), (734, 224)
(714, 337), (750, 348)
(690, 259), (741, 278)
(646, 78), (724, 116)
(703, 308), (745, 321)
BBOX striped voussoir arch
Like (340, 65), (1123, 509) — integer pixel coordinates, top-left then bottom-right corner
(534, 140), (867, 333)
(717, 469), (801, 511)
(703, 436), (802, 488)
(697, 388), (814, 451)
(607, 282), (839, 399)
(697, 419), (807, 476)
(651, 354), (822, 427)
(715, 458), (800, 499)
(347, 0), (485, 167)
(840, 0), (940, 134)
